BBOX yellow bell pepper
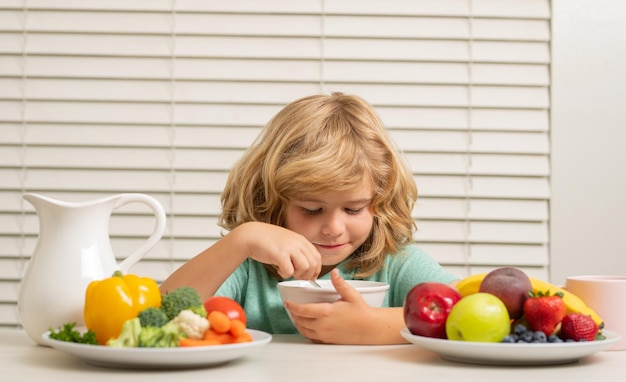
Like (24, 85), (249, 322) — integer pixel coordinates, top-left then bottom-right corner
(84, 271), (161, 345)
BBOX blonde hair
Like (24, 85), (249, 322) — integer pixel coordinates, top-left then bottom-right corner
(219, 92), (418, 278)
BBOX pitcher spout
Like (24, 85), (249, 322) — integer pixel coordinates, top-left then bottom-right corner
(23, 192), (51, 208)
(23, 192), (77, 211)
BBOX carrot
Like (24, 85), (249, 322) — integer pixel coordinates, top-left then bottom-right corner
(202, 328), (220, 341)
(216, 333), (235, 344)
(202, 327), (235, 344)
(201, 315), (253, 345)
(179, 337), (221, 347)
(229, 319), (247, 337)
(208, 310), (231, 333)
(233, 332), (253, 343)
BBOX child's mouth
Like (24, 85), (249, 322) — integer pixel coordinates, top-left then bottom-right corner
(313, 242), (345, 250)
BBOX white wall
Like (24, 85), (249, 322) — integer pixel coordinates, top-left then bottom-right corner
(551, 0), (626, 284)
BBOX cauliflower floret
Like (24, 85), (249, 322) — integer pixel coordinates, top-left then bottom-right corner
(170, 309), (210, 339)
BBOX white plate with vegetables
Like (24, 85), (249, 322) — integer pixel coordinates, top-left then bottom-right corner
(41, 327), (272, 369)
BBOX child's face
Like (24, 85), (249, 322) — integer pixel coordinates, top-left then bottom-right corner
(284, 182), (374, 268)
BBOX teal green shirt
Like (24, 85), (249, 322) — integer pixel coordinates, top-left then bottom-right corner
(215, 244), (458, 334)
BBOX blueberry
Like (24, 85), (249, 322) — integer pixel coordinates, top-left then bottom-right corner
(502, 335), (516, 343)
(533, 331), (547, 343)
(548, 334), (563, 343)
(521, 331), (534, 343)
(514, 325), (527, 335)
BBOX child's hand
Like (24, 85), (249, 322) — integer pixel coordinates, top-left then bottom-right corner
(234, 222), (321, 281)
(284, 269), (400, 344)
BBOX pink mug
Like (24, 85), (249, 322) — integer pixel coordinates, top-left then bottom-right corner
(565, 275), (626, 351)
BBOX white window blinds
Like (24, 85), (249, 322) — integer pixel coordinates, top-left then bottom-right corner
(0, 0), (551, 328)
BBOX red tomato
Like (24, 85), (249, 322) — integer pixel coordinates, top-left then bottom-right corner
(204, 296), (247, 325)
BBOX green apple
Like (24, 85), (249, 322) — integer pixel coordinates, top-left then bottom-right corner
(445, 293), (510, 342)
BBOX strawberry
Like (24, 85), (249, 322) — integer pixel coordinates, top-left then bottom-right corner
(560, 313), (599, 341)
(523, 290), (566, 336)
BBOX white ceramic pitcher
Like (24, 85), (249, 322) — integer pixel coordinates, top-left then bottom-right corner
(18, 193), (167, 345)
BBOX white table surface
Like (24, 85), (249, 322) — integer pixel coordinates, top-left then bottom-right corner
(2, 328), (625, 381)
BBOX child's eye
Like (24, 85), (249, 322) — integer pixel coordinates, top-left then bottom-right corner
(346, 208), (364, 215)
(302, 208), (321, 215)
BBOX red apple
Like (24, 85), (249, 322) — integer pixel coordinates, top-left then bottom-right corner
(403, 282), (462, 339)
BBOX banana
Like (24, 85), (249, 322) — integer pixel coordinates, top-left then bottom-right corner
(455, 272), (487, 297)
(454, 272), (604, 329)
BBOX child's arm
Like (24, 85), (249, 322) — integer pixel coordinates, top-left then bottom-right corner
(159, 221), (321, 301)
(284, 268), (409, 345)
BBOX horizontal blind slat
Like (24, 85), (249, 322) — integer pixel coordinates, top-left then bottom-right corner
(0, 169), (229, 193)
(0, 34), (323, 58)
(4, 0), (551, 18)
(415, 221), (548, 244)
(0, 101), (283, 125)
(415, 199), (548, 221)
(2, 11), (551, 40)
(327, 0), (550, 18)
(10, 0), (320, 13)
(0, 109), (549, 147)
(0, 35), (550, 64)
(1, 215), (544, 243)
(417, 175), (549, 199)
(3, 11), (325, 36)
(0, 101), (549, 126)
(0, 124), (262, 147)
(419, 243), (548, 267)
(0, 192), (548, 222)
(0, 80), (549, 108)
(393, 131), (549, 154)
(0, 170), (550, 199)
(0, 192), (222, 215)
(2, 131), (549, 158)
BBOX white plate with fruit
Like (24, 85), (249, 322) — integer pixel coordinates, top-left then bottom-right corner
(402, 267), (622, 365)
(401, 328), (620, 366)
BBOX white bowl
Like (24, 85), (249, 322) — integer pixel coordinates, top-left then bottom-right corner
(277, 279), (389, 308)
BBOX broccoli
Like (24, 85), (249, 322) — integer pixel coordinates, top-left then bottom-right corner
(138, 307), (169, 328)
(160, 286), (207, 320)
(108, 318), (141, 348)
(138, 321), (186, 348)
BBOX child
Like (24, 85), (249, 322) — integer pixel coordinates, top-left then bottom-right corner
(159, 92), (458, 344)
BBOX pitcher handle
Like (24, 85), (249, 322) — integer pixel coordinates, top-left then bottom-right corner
(113, 194), (167, 273)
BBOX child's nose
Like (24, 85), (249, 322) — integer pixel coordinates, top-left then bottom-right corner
(322, 212), (344, 237)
